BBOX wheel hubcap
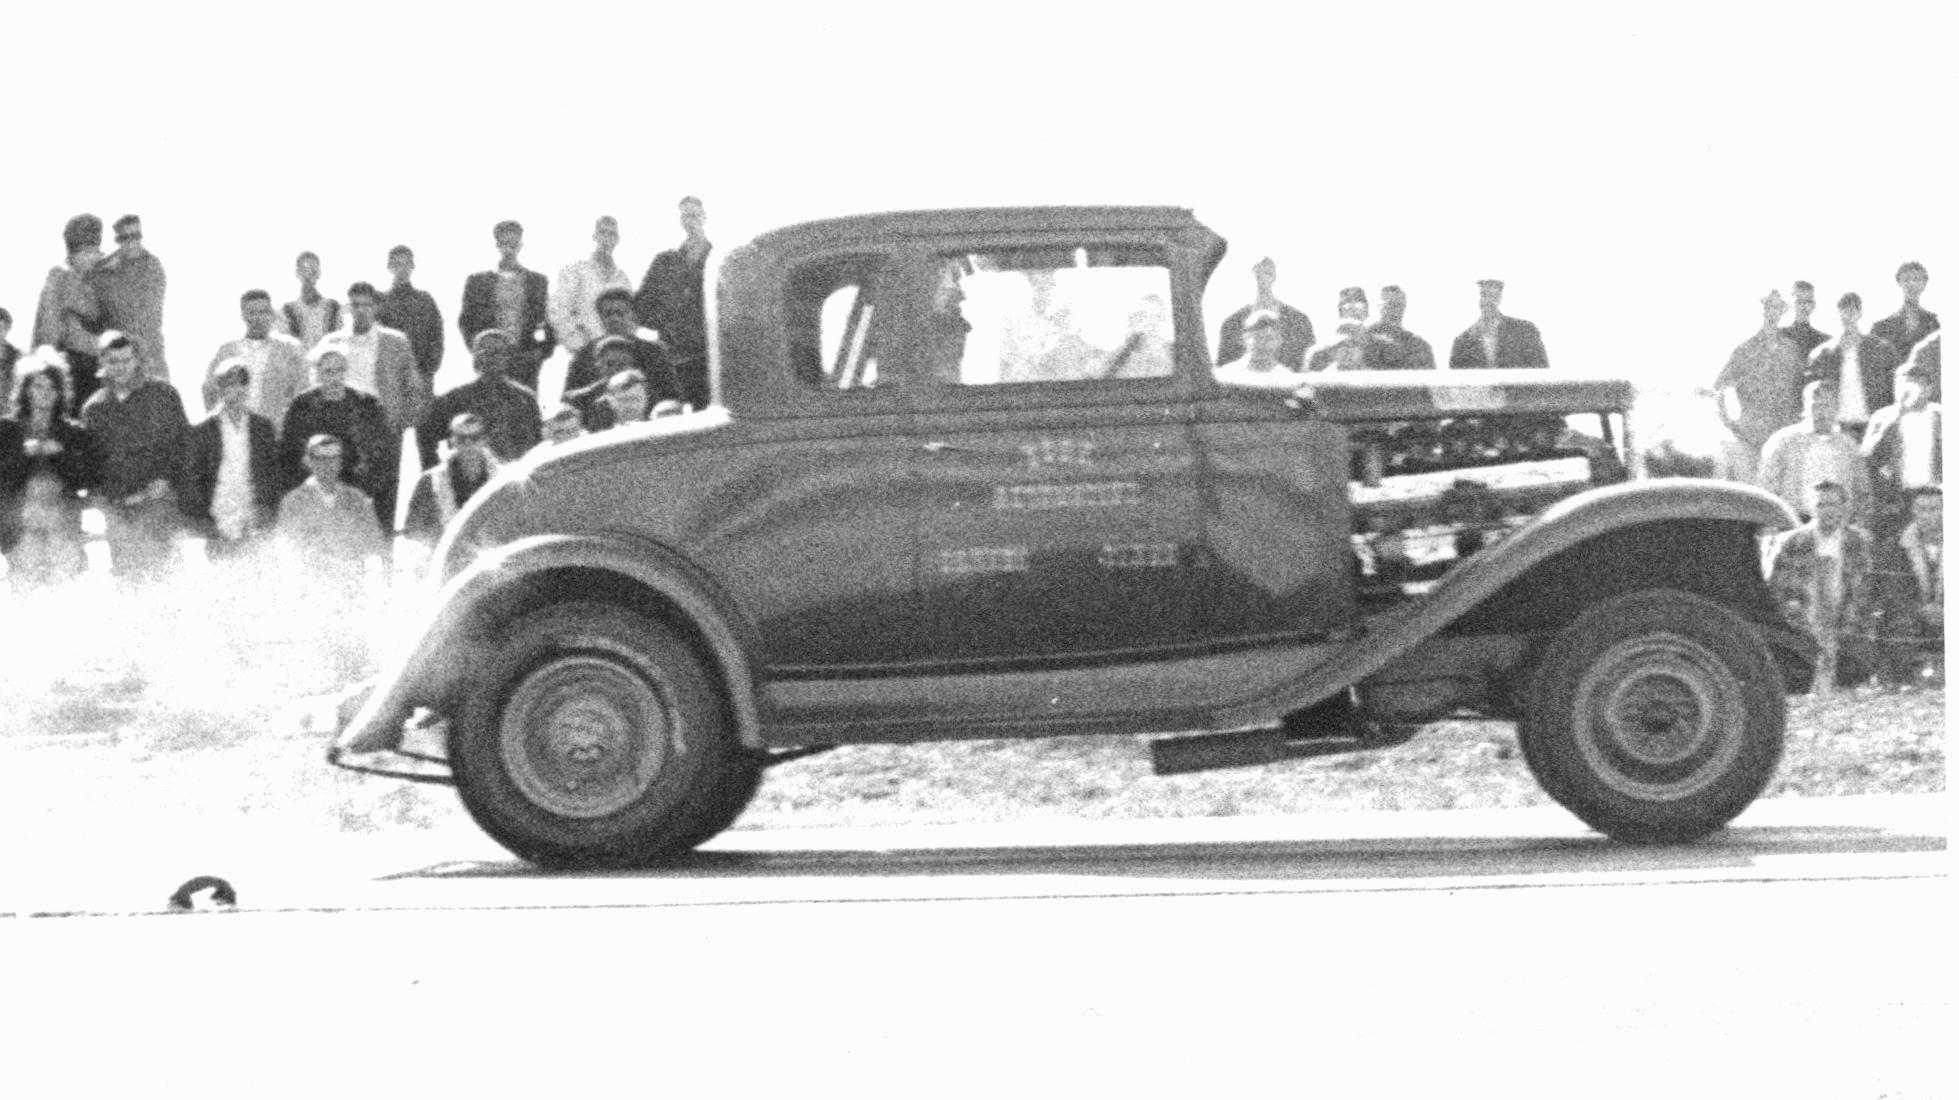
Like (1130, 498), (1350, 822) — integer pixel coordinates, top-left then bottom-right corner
(1573, 634), (1744, 800)
(502, 654), (673, 818)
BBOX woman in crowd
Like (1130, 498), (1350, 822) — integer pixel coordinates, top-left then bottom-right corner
(2, 360), (96, 589)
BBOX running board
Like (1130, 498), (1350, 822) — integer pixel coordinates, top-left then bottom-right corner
(1149, 729), (1365, 776)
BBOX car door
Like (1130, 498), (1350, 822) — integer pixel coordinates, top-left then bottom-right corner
(891, 243), (1210, 666)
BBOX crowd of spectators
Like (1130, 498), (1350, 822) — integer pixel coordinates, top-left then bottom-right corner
(1209, 256), (1943, 688)
(1, 208), (1942, 693)
(1, 198), (718, 677)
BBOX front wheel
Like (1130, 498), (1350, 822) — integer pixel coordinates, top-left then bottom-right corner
(451, 602), (752, 868)
(1520, 589), (1785, 844)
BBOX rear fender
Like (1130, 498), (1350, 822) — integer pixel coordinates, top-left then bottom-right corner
(335, 534), (764, 754)
(1220, 479), (1801, 726)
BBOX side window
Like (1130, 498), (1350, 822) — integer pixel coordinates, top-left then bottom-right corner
(923, 246), (1176, 387)
(789, 254), (888, 390)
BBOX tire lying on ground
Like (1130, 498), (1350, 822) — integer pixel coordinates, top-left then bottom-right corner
(1519, 588), (1786, 844)
(451, 601), (762, 868)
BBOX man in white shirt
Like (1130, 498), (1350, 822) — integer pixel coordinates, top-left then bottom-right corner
(550, 215), (634, 358)
(204, 289), (310, 425)
(1214, 310), (1300, 388)
(1805, 291), (1903, 437)
(1758, 379), (1872, 521)
(185, 361), (280, 560)
(314, 282), (428, 534)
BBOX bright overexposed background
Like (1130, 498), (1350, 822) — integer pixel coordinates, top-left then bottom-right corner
(3, 2), (1950, 452)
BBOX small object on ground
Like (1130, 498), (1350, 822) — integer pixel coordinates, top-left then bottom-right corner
(167, 875), (237, 911)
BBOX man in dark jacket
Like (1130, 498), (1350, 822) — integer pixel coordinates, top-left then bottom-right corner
(280, 349), (393, 514)
(1805, 292), (1903, 437)
(418, 330), (542, 469)
(80, 332), (190, 587)
(1870, 262), (1939, 366)
(183, 361), (281, 560)
(1448, 279), (1549, 370)
(379, 244), (445, 384)
(458, 220), (554, 391)
(633, 196), (713, 409)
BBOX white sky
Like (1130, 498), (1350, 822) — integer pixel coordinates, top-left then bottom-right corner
(4, 1), (1951, 447)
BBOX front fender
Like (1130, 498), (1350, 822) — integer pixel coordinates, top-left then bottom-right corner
(332, 533), (764, 755)
(1221, 478), (1800, 726)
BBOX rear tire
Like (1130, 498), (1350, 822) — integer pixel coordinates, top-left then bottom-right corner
(451, 602), (746, 868)
(1520, 589), (1785, 844)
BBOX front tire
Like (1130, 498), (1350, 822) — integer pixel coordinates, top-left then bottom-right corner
(1520, 589), (1785, 844)
(451, 602), (749, 868)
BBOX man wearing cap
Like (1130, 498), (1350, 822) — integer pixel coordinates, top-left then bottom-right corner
(183, 361), (281, 560)
(1710, 290), (1806, 482)
(417, 329), (543, 470)
(204, 289), (309, 426)
(1370, 286), (1436, 371)
(1216, 257), (1315, 371)
(1804, 292), (1903, 438)
(1448, 279), (1549, 370)
(459, 220), (555, 391)
(1214, 310), (1298, 387)
(1308, 288), (1398, 372)
(1871, 262), (1939, 365)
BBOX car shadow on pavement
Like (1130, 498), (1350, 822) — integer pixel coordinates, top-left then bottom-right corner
(386, 821), (1944, 886)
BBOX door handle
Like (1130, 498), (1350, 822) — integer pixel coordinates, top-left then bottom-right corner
(922, 441), (970, 454)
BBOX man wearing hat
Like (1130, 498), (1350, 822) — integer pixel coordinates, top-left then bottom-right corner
(1308, 287), (1397, 372)
(1448, 279), (1549, 370)
(1214, 309), (1298, 387)
(416, 329), (543, 470)
(1216, 257), (1316, 371)
(183, 360), (282, 560)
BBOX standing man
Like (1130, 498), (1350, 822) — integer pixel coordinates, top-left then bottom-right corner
(1766, 480), (1876, 692)
(317, 282), (428, 531)
(1781, 280), (1832, 360)
(80, 332), (190, 587)
(378, 245), (445, 386)
(459, 220), (554, 391)
(418, 330), (543, 468)
(1215, 256), (1315, 370)
(551, 215), (635, 359)
(1308, 288), (1398, 372)
(1214, 310), (1298, 387)
(1871, 261), (1939, 363)
(183, 361), (281, 561)
(1449, 279), (1549, 370)
(33, 214), (107, 409)
(1370, 285), (1436, 371)
(1805, 292), (1903, 438)
(94, 215), (169, 383)
(1757, 379), (1873, 521)
(0, 307), (21, 404)
(281, 251), (342, 353)
(634, 196), (714, 409)
(1710, 289), (1806, 482)
(203, 289), (309, 425)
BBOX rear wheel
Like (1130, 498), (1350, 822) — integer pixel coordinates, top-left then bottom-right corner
(451, 602), (749, 868)
(1520, 589), (1785, 844)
